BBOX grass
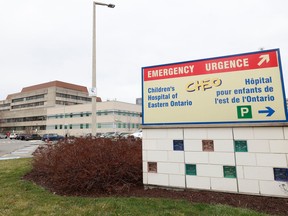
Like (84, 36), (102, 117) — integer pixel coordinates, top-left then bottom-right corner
(0, 158), (267, 216)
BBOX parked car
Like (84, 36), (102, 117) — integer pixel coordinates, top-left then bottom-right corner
(118, 132), (132, 139)
(24, 134), (42, 141)
(0, 133), (7, 139)
(9, 133), (18, 139)
(85, 133), (93, 138)
(41, 133), (64, 142)
(131, 130), (142, 138)
(100, 132), (122, 139)
(99, 132), (115, 138)
(96, 133), (103, 138)
(16, 134), (29, 140)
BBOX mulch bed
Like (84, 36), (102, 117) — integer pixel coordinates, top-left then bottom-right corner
(126, 187), (288, 216)
(24, 172), (288, 216)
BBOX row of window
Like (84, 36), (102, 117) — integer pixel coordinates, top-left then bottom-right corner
(56, 101), (82, 106)
(11, 94), (45, 103)
(10, 92), (90, 105)
(1, 125), (46, 132)
(0, 116), (46, 123)
(56, 93), (91, 102)
(0, 110), (140, 123)
(11, 98), (24, 103)
(47, 110), (141, 119)
(47, 123), (140, 130)
(98, 110), (141, 117)
(0, 103), (10, 108)
(12, 101), (44, 109)
(26, 94), (45, 101)
(48, 112), (90, 119)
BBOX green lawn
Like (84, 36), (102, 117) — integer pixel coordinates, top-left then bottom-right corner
(0, 158), (266, 216)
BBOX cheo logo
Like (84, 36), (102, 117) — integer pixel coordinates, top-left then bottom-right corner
(186, 78), (222, 92)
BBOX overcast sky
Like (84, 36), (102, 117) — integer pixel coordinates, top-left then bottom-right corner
(0, 0), (288, 103)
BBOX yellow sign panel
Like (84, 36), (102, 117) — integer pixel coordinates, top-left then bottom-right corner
(142, 49), (287, 125)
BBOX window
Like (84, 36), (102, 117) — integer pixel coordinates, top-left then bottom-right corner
(4, 116), (46, 123)
(26, 94), (45, 101)
(56, 93), (91, 102)
(80, 124), (83, 129)
(12, 98), (24, 103)
(0, 103), (10, 108)
(55, 125), (58, 130)
(11, 101), (44, 109)
(86, 124), (89, 129)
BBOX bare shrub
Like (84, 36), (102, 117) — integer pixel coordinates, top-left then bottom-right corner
(28, 138), (143, 195)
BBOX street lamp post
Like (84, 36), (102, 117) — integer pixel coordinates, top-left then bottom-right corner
(91, 1), (115, 137)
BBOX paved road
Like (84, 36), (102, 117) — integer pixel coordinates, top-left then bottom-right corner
(0, 139), (45, 160)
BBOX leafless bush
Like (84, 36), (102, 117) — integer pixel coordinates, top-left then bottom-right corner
(27, 138), (142, 195)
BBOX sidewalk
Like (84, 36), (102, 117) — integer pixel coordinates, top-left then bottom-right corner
(0, 140), (43, 160)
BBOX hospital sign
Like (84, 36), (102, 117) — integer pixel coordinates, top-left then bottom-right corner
(142, 49), (287, 125)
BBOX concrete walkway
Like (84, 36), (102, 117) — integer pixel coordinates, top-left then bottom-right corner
(0, 139), (44, 160)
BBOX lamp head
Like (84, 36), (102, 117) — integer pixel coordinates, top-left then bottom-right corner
(107, 4), (115, 8)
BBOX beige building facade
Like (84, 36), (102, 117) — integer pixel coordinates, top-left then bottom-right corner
(0, 81), (141, 136)
(46, 101), (142, 137)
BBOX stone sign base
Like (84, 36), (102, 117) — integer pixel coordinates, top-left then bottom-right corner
(142, 126), (288, 197)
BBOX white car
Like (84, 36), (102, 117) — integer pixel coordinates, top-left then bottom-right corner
(131, 130), (142, 138)
(0, 134), (7, 139)
(9, 133), (18, 139)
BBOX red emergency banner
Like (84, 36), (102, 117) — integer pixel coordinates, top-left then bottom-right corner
(143, 50), (278, 81)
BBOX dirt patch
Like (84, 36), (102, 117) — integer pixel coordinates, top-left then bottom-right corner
(127, 187), (288, 216)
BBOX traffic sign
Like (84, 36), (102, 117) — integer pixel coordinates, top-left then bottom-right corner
(142, 49), (287, 125)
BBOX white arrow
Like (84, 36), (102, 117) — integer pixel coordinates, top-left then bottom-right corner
(258, 54), (270, 66)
